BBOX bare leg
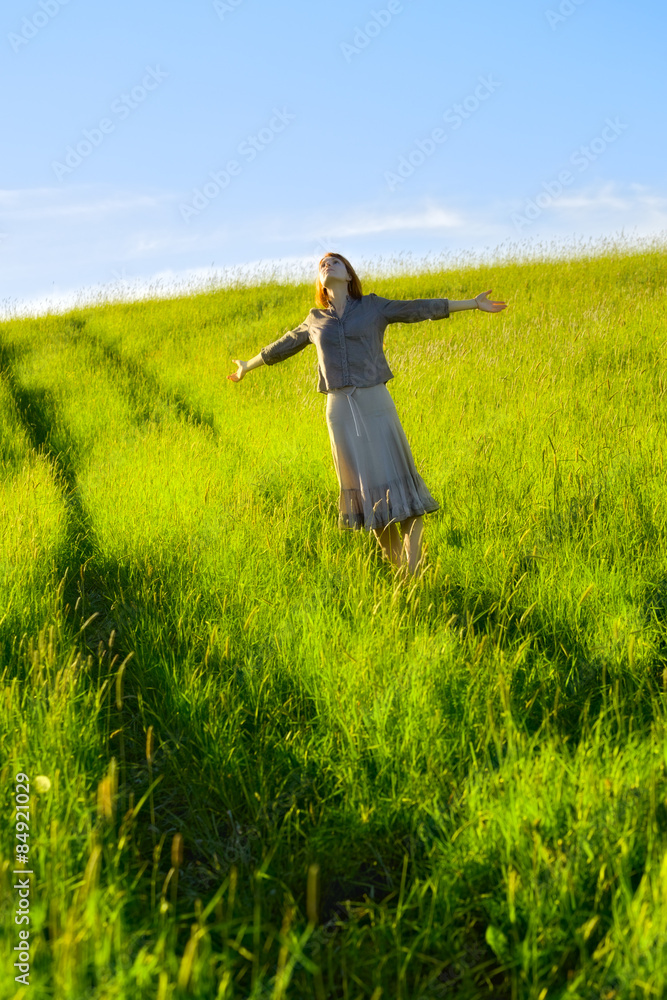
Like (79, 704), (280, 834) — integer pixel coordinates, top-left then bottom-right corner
(400, 515), (424, 575)
(373, 521), (403, 568)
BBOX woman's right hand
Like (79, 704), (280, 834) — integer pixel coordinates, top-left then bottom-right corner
(227, 359), (248, 382)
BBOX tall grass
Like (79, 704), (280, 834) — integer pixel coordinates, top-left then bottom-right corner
(1, 239), (667, 999)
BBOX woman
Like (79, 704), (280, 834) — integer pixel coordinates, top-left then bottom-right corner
(228, 253), (506, 575)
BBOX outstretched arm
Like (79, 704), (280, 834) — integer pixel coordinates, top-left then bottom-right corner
(450, 290), (507, 313)
(375, 289), (507, 324)
(228, 318), (311, 383)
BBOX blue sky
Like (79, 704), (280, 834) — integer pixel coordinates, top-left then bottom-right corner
(1, 0), (665, 311)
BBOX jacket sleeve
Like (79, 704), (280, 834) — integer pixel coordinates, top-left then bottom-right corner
(372, 293), (450, 324)
(259, 318), (311, 366)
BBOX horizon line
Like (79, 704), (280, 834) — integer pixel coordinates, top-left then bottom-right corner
(2, 229), (665, 322)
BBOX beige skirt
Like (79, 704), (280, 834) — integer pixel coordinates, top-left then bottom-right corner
(325, 383), (440, 532)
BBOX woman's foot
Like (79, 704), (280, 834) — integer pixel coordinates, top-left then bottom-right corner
(375, 517), (428, 578)
(374, 521), (403, 567)
(400, 515), (424, 575)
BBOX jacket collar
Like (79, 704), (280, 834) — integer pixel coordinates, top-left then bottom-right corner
(326, 294), (358, 319)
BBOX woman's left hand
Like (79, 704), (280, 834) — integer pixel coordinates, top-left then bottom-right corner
(475, 290), (507, 312)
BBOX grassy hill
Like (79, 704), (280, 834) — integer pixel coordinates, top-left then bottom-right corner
(1, 242), (667, 999)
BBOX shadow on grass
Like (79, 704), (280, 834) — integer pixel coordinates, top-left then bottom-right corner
(400, 564), (663, 764)
(0, 338), (97, 620)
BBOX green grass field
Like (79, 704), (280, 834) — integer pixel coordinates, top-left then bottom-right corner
(1, 240), (667, 999)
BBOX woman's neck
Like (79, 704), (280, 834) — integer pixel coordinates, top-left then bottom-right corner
(326, 283), (349, 316)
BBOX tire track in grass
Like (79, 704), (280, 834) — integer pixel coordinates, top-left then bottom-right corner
(0, 341), (71, 664)
(0, 327), (279, 946)
(0, 340), (95, 570)
(68, 318), (218, 438)
(0, 340), (142, 767)
(0, 336), (184, 906)
(0, 330), (270, 967)
(0, 339), (135, 665)
(0, 335), (167, 958)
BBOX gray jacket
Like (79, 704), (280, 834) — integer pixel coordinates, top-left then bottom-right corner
(259, 292), (450, 394)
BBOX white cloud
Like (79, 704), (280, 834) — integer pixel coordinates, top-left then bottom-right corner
(294, 182), (667, 248)
(509, 178), (667, 236)
(306, 203), (467, 239)
(0, 184), (173, 221)
(548, 181), (667, 224)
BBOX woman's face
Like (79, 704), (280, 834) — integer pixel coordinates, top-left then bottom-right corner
(319, 256), (350, 289)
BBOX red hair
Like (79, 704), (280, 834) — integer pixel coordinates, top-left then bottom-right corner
(315, 253), (363, 308)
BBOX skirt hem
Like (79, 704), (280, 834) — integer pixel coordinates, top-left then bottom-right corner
(336, 471), (440, 533)
(338, 505), (440, 533)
